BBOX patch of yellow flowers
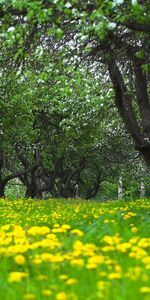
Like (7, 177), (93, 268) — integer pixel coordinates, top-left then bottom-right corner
(0, 198), (149, 300)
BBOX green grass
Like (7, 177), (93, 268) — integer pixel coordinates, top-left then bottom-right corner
(0, 198), (150, 300)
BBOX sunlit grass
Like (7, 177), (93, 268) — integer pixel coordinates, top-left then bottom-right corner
(0, 198), (150, 300)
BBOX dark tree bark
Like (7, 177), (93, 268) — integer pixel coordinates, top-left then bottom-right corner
(107, 54), (150, 168)
(0, 149), (5, 197)
(0, 182), (5, 198)
(85, 173), (102, 199)
(123, 21), (150, 33)
(25, 185), (37, 198)
(132, 55), (150, 139)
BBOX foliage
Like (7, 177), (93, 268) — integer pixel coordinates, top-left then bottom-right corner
(0, 0), (150, 198)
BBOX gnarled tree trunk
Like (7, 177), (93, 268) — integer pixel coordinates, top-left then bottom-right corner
(107, 54), (150, 169)
(0, 181), (5, 198)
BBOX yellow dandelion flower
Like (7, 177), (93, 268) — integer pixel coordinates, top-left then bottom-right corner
(41, 253), (53, 262)
(97, 281), (107, 289)
(8, 271), (28, 283)
(88, 255), (104, 265)
(66, 278), (78, 285)
(83, 215), (87, 218)
(14, 255), (26, 265)
(50, 254), (64, 263)
(52, 228), (64, 233)
(71, 229), (84, 237)
(70, 258), (84, 266)
(56, 292), (68, 300)
(32, 258), (42, 264)
(53, 223), (60, 228)
(116, 242), (131, 253)
(131, 227), (138, 233)
(108, 273), (121, 279)
(1, 224), (11, 231)
(41, 289), (52, 296)
(103, 234), (121, 246)
(73, 240), (84, 250)
(129, 237), (139, 244)
(101, 246), (115, 252)
(61, 224), (71, 230)
(23, 293), (36, 300)
(27, 226), (41, 236)
(140, 287), (150, 293)
(59, 274), (68, 281)
(99, 272), (107, 277)
(86, 263), (97, 269)
(142, 256), (150, 264)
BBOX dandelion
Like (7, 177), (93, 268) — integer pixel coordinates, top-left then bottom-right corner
(56, 292), (68, 300)
(140, 287), (150, 293)
(61, 224), (71, 230)
(70, 258), (84, 266)
(23, 293), (36, 300)
(88, 255), (104, 265)
(97, 281), (108, 289)
(59, 274), (68, 281)
(66, 278), (78, 285)
(8, 271), (28, 282)
(108, 273), (122, 279)
(14, 254), (26, 265)
(41, 289), (52, 296)
(71, 229), (84, 237)
(86, 263), (97, 269)
(131, 227), (138, 233)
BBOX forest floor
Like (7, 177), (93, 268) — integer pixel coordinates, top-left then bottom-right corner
(0, 198), (150, 300)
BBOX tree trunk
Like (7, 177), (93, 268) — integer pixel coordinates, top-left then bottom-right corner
(140, 180), (145, 198)
(139, 147), (150, 169)
(0, 182), (5, 198)
(107, 55), (150, 169)
(75, 184), (79, 198)
(0, 149), (5, 198)
(85, 173), (102, 199)
(25, 185), (36, 198)
(118, 176), (123, 200)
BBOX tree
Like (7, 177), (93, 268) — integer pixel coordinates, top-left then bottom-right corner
(0, 0), (150, 198)
(1, 0), (149, 167)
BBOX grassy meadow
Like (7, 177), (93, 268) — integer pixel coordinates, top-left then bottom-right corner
(0, 198), (150, 300)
